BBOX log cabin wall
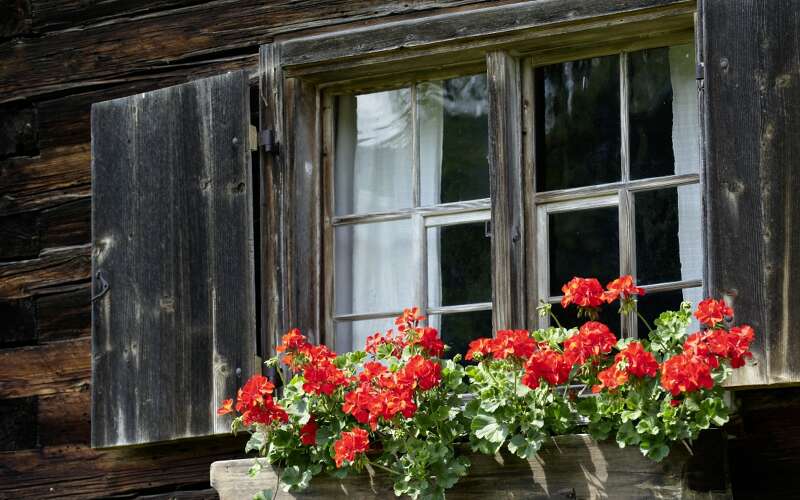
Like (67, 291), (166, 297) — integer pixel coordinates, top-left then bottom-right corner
(0, 1), (798, 498)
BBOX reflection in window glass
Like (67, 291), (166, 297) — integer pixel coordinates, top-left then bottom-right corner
(334, 89), (412, 215)
(427, 222), (492, 308)
(635, 184), (702, 285)
(636, 287), (702, 334)
(334, 219), (414, 315)
(535, 55), (621, 191)
(548, 206), (619, 296)
(419, 75), (489, 205)
(629, 44), (700, 179)
(428, 310), (493, 359)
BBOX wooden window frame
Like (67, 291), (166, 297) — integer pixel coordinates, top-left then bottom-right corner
(259, 0), (700, 354)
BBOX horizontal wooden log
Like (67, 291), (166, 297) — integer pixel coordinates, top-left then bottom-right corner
(37, 390), (90, 446)
(0, 0), (30, 39)
(0, 337), (90, 398)
(0, 436), (248, 499)
(0, 210), (40, 260)
(211, 434), (723, 499)
(134, 488), (221, 500)
(0, 244), (90, 300)
(0, 145), (90, 217)
(28, 0), (203, 33)
(35, 281), (90, 342)
(0, 0), (488, 102)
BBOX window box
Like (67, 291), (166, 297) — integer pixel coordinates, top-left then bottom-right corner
(210, 432), (724, 499)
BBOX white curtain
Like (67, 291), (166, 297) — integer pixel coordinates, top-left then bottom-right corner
(334, 89), (442, 352)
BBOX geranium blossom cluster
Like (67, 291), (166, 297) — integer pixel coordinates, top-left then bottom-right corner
(216, 374), (288, 426)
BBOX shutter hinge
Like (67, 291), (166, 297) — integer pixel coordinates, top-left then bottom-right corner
(259, 129), (278, 154)
(91, 270), (110, 303)
(696, 61), (705, 92)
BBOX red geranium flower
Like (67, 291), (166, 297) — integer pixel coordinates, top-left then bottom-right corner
(403, 355), (442, 391)
(592, 365), (629, 393)
(217, 398), (234, 416)
(561, 277), (605, 309)
(522, 349), (572, 389)
(302, 360), (349, 396)
(300, 417), (318, 446)
(603, 275), (645, 303)
(465, 338), (494, 361)
(727, 325), (755, 368)
(563, 321), (617, 366)
(415, 327), (445, 358)
(660, 353), (714, 396)
(492, 330), (537, 360)
(235, 375), (275, 412)
(694, 298), (733, 327)
(617, 341), (659, 378)
(395, 307), (425, 332)
(333, 427), (370, 467)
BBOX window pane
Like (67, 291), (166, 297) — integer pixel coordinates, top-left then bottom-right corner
(629, 44), (700, 179)
(427, 222), (492, 308)
(636, 287), (702, 335)
(428, 309), (493, 359)
(550, 303), (621, 336)
(334, 219), (414, 315)
(334, 89), (413, 215)
(335, 317), (394, 355)
(535, 55), (621, 191)
(419, 75), (490, 205)
(548, 206), (619, 296)
(635, 184), (702, 285)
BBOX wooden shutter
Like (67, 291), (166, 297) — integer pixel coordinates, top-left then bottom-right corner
(91, 71), (258, 447)
(702, 1), (800, 386)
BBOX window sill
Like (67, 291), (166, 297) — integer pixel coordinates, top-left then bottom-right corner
(210, 431), (725, 499)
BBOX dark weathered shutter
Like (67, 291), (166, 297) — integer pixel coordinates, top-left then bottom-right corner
(702, 1), (800, 386)
(91, 71), (258, 447)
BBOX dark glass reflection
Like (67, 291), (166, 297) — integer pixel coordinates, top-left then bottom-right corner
(429, 222), (492, 307)
(535, 55), (621, 191)
(548, 206), (619, 296)
(429, 310), (493, 359)
(629, 45), (699, 179)
(420, 75), (489, 204)
(635, 288), (704, 335)
(635, 186), (702, 285)
(550, 302), (621, 336)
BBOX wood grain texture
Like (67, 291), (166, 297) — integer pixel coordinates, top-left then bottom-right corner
(487, 51), (526, 331)
(0, 436), (247, 499)
(0, 337), (90, 398)
(702, 0), (800, 386)
(0, 100), (37, 159)
(211, 434), (725, 499)
(0, 244), (90, 300)
(91, 70), (258, 447)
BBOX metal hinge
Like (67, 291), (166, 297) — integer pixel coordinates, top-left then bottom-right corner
(259, 129), (278, 154)
(696, 61), (705, 91)
(91, 270), (110, 303)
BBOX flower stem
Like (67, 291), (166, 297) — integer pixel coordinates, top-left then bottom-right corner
(272, 466), (283, 500)
(367, 459), (400, 476)
(637, 312), (655, 334)
(549, 311), (565, 329)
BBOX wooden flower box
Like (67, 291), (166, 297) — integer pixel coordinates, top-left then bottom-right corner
(210, 433), (726, 499)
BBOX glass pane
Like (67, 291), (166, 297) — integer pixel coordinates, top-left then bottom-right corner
(548, 206), (619, 296)
(334, 89), (413, 215)
(334, 219), (414, 315)
(427, 222), (492, 307)
(550, 302), (621, 336)
(629, 44), (700, 179)
(419, 75), (490, 205)
(428, 309), (493, 359)
(636, 287), (702, 335)
(635, 184), (702, 285)
(535, 55), (621, 191)
(335, 317), (395, 355)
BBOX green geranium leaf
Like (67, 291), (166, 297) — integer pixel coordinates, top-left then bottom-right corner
(471, 414), (509, 444)
(252, 489), (272, 500)
(245, 432), (267, 454)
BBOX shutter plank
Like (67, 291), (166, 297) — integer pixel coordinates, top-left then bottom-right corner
(91, 71), (257, 447)
(703, 1), (800, 386)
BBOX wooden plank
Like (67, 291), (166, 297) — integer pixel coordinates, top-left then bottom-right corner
(211, 434), (724, 499)
(0, 210), (40, 260)
(487, 51), (526, 331)
(259, 43), (288, 358)
(35, 281), (91, 342)
(283, 76), (322, 343)
(280, 0), (693, 71)
(0, 436), (247, 499)
(0, 1), (491, 102)
(0, 244), (90, 300)
(0, 337), (90, 398)
(0, 297), (36, 347)
(91, 70), (257, 447)
(0, 0), (30, 39)
(703, 0), (800, 386)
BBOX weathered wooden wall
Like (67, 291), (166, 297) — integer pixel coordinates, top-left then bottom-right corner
(0, 2), (499, 498)
(1, 0), (799, 498)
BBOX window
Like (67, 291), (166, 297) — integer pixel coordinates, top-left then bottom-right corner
(530, 44), (703, 337)
(329, 75), (492, 356)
